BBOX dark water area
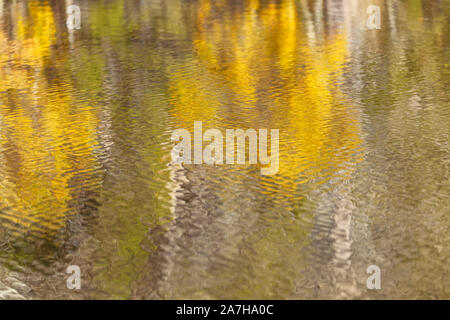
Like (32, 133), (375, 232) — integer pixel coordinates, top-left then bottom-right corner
(0, 0), (449, 299)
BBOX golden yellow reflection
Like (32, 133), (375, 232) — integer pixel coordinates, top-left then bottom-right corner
(0, 0), (99, 242)
(168, 0), (362, 190)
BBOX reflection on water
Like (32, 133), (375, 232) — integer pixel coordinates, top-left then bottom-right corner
(0, 0), (448, 299)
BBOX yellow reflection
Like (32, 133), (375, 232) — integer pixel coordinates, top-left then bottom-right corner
(0, 0), (99, 242)
(168, 0), (362, 189)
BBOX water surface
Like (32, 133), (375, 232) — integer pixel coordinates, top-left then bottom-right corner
(0, 0), (449, 299)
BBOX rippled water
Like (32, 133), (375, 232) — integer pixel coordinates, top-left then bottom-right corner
(0, 0), (449, 299)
